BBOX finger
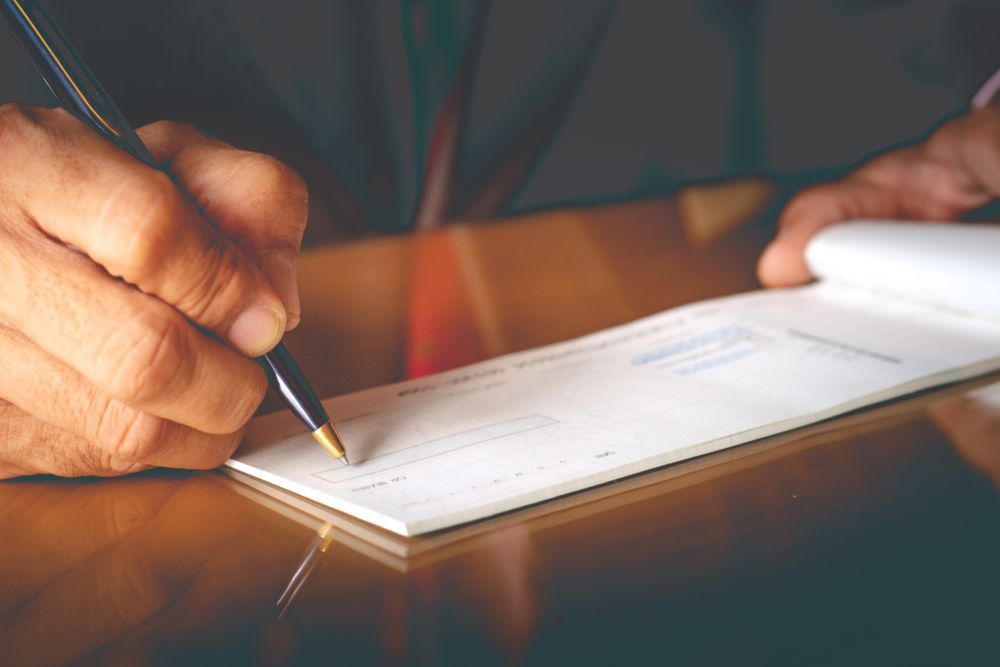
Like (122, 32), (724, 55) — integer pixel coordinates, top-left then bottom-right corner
(0, 104), (286, 355)
(0, 228), (267, 435)
(139, 121), (308, 329)
(0, 459), (31, 479)
(757, 178), (897, 287)
(0, 400), (146, 477)
(0, 324), (246, 469)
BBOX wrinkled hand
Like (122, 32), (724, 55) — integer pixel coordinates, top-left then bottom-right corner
(0, 106), (308, 477)
(758, 104), (1000, 286)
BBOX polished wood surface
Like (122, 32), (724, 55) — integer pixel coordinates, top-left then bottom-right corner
(2, 194), (999, 666)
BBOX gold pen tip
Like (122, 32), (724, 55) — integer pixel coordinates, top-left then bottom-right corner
(311, 422), (348, 462)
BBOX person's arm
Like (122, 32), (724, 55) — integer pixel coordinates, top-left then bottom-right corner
(0, 108), (307, 477)
(757, 103), (1000, 287)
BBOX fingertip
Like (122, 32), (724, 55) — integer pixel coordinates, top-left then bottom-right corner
(757, 237), (813, 287)
(756, 241), (779, 286)
(228, 304), (286, 357)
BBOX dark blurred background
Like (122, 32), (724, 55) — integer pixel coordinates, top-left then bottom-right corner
(2, 0), (999, 244)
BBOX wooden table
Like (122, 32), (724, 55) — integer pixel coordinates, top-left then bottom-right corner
(2, 194), (999, 666)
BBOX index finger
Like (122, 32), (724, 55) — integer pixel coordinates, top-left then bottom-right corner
(0, 105), (286, 356)
(138, 121), (308, 329)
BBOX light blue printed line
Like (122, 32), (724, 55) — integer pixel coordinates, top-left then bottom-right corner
(631, 324), (752, 366)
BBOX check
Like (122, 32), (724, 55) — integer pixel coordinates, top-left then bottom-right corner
(230, 222), (1000, 535)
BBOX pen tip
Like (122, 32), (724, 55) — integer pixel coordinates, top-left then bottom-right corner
(312, 422), (348, 461)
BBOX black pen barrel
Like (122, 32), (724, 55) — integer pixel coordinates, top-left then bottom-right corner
(258, 344), (330, 432)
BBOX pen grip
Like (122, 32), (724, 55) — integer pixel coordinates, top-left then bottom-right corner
(258, 344), (327, 432)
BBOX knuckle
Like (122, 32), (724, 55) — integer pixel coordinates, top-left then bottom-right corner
(245, 153), (306, 198)
(0, 105), (83, 156)
(39, 106), (79, 127)
(176, 233), (245, 322)
(239, 153), (308, 224)
(101, 311), (188, 406)
(95, 402), (166, 464)
(106, 173), (185, 282)
(141, 119), (196, 138)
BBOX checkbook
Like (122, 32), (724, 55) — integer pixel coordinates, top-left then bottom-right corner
(229, 221), (1000, 536)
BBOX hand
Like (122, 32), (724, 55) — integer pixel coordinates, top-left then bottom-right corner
(757, 104), (1000, 286)
(0, 106), (308, 477)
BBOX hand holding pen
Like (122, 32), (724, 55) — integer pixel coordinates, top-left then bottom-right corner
(0, 0), (346, 478)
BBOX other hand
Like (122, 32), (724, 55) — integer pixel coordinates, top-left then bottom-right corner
(758, 104), (1000, 286)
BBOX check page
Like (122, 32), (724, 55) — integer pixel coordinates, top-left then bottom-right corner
(230, 282), (1000, 536)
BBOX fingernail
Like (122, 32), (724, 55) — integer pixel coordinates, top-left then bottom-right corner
(229, 305), (285, 356)
(260, 253), (301, 330)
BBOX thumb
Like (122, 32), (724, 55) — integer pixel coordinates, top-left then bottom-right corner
(758, 179), (896, 287)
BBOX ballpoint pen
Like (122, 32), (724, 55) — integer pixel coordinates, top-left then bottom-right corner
(1, 0), (349, 463)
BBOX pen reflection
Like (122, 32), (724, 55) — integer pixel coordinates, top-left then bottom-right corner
(275, 522), (334, 619)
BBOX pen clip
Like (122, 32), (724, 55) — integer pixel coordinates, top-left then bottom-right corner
(2, 0), (155, 164)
